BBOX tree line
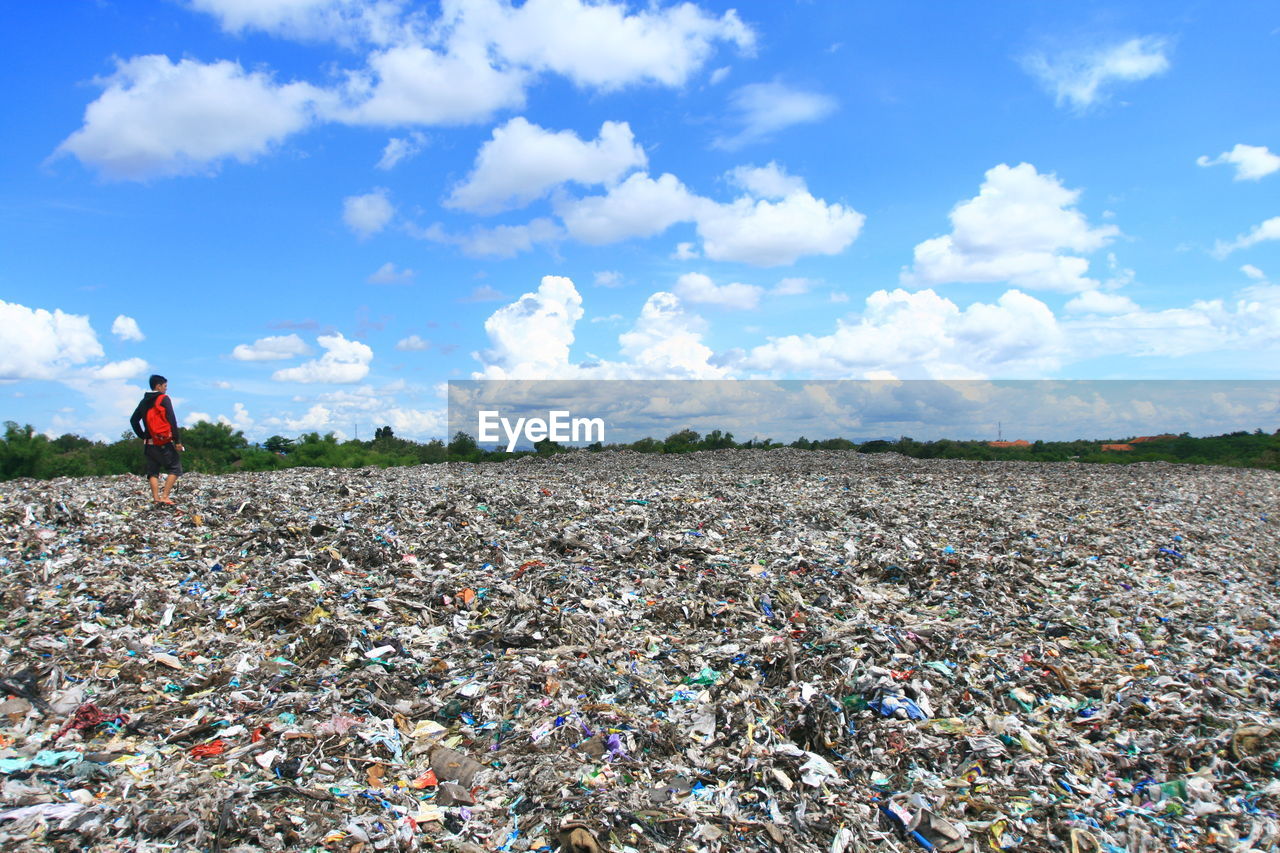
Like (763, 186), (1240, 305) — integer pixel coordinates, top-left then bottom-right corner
(2, 420), (1278, 482)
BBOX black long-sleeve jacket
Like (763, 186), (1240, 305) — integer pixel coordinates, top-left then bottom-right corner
(130, 392), (181, 444)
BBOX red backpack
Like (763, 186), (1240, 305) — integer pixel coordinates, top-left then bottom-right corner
(145, 394), (173, 445)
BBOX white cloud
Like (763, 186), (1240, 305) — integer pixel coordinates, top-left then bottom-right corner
(742, 288), (1065, 378)
(709, 66), (730, 85)
(367, 261), (414, 284)
(476, 275), (584, 379)
(472, 275), (725, 379)
(476, 0), (754, 90)
(674, 272), (763, 310)
(285, 403), (333, 431)
(381, 406), (447, 436)
(187, 0), (404, 45)
(557, 172), (704, 244)
(773, 277), (813, 295)
(1065, 289), (1141, 315)
(616, 291), (726, 378)
(1214, 216), (1280, 258)
(395, 334), (430, 351)
(333, 41), (528, 126)
(696, 190), (864, 266)
(447, 118), (646, 213)
(1242, 264), (1267, 281)
(231, 334), (311, 361)
(1023, 36), (1171, 111)
(212, 380), (233, 389)
(727, 161), (806, 199)
(830, 291), (850, 303)
(715, 82), (837, 149)
(0, 301), (104, 380)
(375, 131), (427, 170)
(1197, 144), (1280, 181)
(111, 314), (144, 341)
(85, 358), (149, 381)
(594, 270), (623, 288)
(463, 285), (507, 302)
(416, 217), (562, 258)
(55, 55), (325, 180)
(556, 166), (862, 266)
(273, 333), (373, 383)
(905, 162), (1118, 292)
(344, 188), (395, 238)
(672, 241), (699, 260)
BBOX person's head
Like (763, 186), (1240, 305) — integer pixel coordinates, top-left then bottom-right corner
(149, 374), (168, 391)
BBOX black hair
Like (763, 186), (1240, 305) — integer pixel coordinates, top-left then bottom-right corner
(149, 374), (167, 390)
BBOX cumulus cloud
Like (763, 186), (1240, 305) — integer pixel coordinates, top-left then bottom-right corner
(187, 0), (404, 45)
(1214, 216), (1280, 258)
(343, 188), (394, 238)
(0, 300), (104, 381)
(272, 333), (373, 383)
(741, 288), (1065, 378)
(1197, 144), (1280, 181)
(1022, 36), (1171, 111)
(715, 82), (837, 149)
(773, 277), (813, 295)
(475, 0), (755, 90)
(85, 358), (150, 381)
(415, 218), (563, 258)
(462, 285), (507, 302)
(696, 190), (864, 266)
(231, 334), (311, 361)
(447, 118), (646, 213)
(557, 167), (862, 266)
(111, 315), (144, 342)
(471, 275), (725, 379)
(367, 261), (414, 284)
(476, 275), (584, 379)
(334, 41), (529, 126)
(1065, 289), (1141, 315)
(62, 2), (756, 180)
(557, 172), (704, 245)
(395, 334), (430, 351)
(55, 55), (325, 179)
(375, 131), (427, 169)
(616, 291), (726, 378)
(673, 272), (763, 310)
(904, 162), (1118, 292)
(727, 161), (806, 199)
(284, 403), (333, 431)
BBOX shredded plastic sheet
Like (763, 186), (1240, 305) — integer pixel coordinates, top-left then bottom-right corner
(0, 450), (1278, 850)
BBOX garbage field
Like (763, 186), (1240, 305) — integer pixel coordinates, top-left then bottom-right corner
(2, 449), (1279, 852)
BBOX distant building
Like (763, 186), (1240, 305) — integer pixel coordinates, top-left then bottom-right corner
(988, 439), (1030, 448)
(1101, 443), (1134, 451)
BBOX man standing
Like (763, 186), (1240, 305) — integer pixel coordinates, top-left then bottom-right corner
(129, 374), (185, 505)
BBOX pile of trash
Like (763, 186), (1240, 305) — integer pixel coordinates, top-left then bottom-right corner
(1, 449), (1279, 852)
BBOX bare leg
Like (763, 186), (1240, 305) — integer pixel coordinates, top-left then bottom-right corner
(148, 475), (162, 502)
(160, 474), (179, 503)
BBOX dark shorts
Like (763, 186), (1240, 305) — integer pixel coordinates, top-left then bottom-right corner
(145, 443), (182, 478)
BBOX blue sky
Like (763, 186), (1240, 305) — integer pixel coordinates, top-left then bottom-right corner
(2, 1), (1278, 441)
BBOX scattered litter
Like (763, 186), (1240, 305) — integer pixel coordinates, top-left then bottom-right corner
(1, 451), (1278, 850)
